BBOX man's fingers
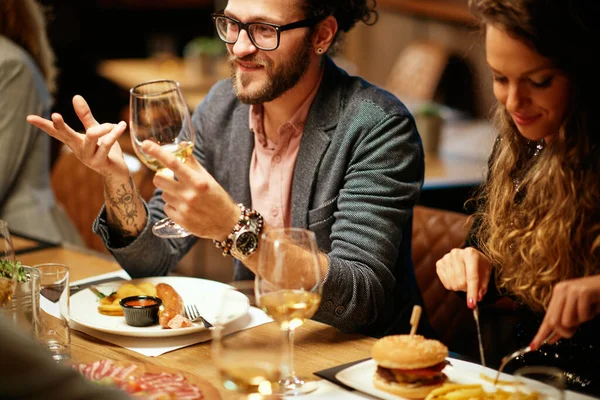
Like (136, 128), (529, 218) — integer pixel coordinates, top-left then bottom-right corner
(91, 121), (127, 162)
(27, 115), (59, 137)
(73, 95), (99, 130)
(141, 140), (194, 182)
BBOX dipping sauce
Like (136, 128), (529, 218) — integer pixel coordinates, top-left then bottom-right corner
(124, 298), (159, 307)
(119, 295), (162, 327)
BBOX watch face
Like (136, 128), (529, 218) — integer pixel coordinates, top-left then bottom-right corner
(235, 231), (259, 255)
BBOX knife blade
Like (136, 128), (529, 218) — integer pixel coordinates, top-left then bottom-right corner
(69, 276), (126, 295)
(473, 304), (486, 367)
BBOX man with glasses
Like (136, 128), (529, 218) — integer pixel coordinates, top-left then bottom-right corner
(28, 0), (430, 338)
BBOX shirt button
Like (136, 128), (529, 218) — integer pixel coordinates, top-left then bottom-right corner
(271, 207), (279, 217)
(334, 306), (345, 316)
(322, 301), (333, 311)
(273, 154), (282, 163)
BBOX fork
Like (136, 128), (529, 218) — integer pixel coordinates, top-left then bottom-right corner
(184, 304), (214, 329)
(493, 331), (555, 385)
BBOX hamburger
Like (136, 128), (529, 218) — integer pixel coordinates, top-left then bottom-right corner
(371, 335), (449, 399)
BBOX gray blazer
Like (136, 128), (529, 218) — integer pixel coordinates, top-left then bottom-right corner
(95, 58), (429, 337)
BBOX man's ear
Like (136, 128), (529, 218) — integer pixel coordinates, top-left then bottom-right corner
(313, 15), (338, 53)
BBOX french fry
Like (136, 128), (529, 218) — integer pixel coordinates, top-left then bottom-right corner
(424, 383), (540, 400)
(445, 387), (484, 400)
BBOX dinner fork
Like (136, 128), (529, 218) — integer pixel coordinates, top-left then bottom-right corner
(493, 331), (555, 385)
(184, 304), (213, 329)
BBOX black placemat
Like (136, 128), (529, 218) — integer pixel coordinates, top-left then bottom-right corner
(313, 357), (371, 391)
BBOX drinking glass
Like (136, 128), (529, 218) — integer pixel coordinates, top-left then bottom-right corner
(0, 220), (17, 308)
(129, 79), (195, 238)
(212, 282), (281, 399)
(35, 263), (71, 362)
(513, 366), (566, 400)
(255, 228), (323, 396)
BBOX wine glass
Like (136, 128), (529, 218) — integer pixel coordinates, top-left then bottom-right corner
(255, 228), (323, 396)
(212, 281), (281, 399)
(0, 219), (18, 307)
(129, 79), (195, 238)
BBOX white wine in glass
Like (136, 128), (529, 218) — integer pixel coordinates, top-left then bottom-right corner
(212, 283), (281, 398)
(129, 79), (195, 238)
(256, 228), (323, 396)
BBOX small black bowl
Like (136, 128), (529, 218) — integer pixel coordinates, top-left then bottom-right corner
(119, 295), (162, 327)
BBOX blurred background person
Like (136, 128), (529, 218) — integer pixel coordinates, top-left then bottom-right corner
(435, 0), (600, 395)
(0, 0), (82, 245)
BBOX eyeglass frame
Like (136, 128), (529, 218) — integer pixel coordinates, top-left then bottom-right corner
(211, 11), (325, 51)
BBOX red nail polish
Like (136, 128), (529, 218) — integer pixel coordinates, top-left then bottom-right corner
(468, 298), (475, 308)
(529, 341), (538, 351)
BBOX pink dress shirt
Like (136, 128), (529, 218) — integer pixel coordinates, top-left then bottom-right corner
(249, 71), (323, 228)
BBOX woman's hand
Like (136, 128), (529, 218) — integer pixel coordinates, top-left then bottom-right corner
(26, 95), (129, 178)
(436, 247), (493, 309)
(531, 275), (600, 349)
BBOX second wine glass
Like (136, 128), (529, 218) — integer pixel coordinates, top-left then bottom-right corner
(256, 228), (323, 396)
(129, 79), (195, 238)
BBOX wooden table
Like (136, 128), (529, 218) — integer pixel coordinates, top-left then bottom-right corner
(17, 245), (376, 399)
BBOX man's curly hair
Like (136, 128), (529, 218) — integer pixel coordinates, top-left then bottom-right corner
(301, 0), (378, 54)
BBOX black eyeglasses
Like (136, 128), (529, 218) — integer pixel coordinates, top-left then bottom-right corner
(211, 12), (323, 51)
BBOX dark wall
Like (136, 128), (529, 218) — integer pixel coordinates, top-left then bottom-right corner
(41, 0), (215, 128)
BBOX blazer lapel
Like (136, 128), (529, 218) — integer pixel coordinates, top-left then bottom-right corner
(227, 106), (253, 207)
(291, 58), (345, 227)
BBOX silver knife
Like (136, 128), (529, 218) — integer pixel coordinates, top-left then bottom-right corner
(69, 276), (125, 295)
(473, 304), (486, 367)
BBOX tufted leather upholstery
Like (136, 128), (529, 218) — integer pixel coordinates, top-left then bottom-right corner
(411, 205), (479, 355)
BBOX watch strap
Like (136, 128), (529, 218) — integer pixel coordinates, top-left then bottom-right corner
(213, 204), (264, 257)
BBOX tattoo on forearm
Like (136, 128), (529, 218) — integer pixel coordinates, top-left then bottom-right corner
(105, 175), (142, 238)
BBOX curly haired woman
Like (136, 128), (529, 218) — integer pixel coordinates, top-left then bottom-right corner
(436, 0), (600, 395)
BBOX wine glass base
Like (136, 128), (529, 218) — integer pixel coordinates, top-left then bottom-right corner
(152, 218), (191, 238)
(277, 375), (318, 396)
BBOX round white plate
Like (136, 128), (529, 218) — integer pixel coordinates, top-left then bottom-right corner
(70, 276), (248, 337)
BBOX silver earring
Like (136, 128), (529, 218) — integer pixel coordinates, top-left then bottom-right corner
(316, 47), (324, 54)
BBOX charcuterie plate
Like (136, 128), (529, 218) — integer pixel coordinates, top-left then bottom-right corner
(74, 359), (221, 399)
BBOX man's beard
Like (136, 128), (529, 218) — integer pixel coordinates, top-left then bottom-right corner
(229, 35), (313, 104)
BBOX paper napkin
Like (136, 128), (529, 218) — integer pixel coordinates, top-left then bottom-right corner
(71, 306), (273, 357)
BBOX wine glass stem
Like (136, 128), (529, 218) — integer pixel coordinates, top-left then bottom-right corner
(281, 327), (296, 378)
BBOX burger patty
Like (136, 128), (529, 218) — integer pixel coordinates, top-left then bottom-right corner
(376, 365), (448, 386)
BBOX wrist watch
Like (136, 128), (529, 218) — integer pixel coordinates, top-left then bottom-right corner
(214, 204), (264, 258)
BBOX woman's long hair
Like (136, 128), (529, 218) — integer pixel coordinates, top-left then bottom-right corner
(0, 0), (57, 94)
(469, 0), (600, 311)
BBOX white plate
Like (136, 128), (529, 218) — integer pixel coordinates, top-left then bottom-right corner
(70, 276), (248, 338)
(335, 357), (593, 400)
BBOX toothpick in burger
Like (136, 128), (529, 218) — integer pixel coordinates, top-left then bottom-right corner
(371, 335), (449, 399)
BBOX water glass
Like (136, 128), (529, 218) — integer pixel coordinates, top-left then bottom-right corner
(513, 366), (566, 400)
(212, 282), (281, 399)
(34, 263), (71, 362)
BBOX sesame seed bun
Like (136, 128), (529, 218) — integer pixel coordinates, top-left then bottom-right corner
(371, 335), (449, 370)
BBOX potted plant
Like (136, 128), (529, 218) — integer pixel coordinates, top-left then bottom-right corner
(414, 102), (444, 155)
(183, 36), (227, 80)
(0, 260), (40, 334)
